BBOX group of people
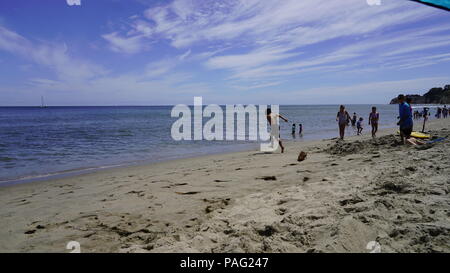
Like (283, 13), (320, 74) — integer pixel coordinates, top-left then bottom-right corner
(413, 106), (448, 120)
(265, 95), (442, 153)
(336, 105), (379, 140)
(413, 108), (429, 119)
(291, 123), (303, 136)
(338, 96), (429, 145)
(265, 108), (304, 153)
(436, 106), (448, 119)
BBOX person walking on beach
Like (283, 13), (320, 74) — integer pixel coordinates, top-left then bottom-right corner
(436, 107), (442, 119)
(298, 123), (303, 135)
(336, 105), (351, 140)
(357, 117), (364, 135)
(443, 105), (448, 118)
(351, 113), (357, 126)
(368, 106), (379, 138)
(397, 94), (413, 144)
(292, 123), (296, 136)
(266, 108), (288, 153)
(422, 107), (429, 133)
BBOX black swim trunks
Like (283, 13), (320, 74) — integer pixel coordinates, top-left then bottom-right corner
(401, 126), (413, 138)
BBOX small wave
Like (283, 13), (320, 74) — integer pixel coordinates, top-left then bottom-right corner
(0, 163), (127, 186)
(0, 157), (16, 162)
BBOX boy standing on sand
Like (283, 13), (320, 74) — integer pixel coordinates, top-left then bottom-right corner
(369, 106), (379, 138)
(397, 94), (413, 144)
(336, 105), (351, 140)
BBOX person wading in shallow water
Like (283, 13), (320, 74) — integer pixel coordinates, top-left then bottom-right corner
(336, 105), (351, 140)
(266, 108), (288, 153)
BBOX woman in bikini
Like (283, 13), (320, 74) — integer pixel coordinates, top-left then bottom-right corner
(336, 105), (351, 140)
(368, 106), (379, 138)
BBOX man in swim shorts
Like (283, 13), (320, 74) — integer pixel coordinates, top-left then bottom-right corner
(397, 94), (413, 144)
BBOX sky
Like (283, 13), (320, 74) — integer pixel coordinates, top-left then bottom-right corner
(0, 0), (449, 106)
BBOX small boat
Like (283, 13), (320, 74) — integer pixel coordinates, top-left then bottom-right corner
(41, 96), (47, 108)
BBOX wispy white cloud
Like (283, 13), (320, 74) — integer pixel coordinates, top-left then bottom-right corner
(102, 32), (149, 54)
(205, 46), (300, 71)
(0, 24), (209, 105)
(231, 81), (283, 91)
(0, 26), (107, 82)
(105, 0), (449, 85)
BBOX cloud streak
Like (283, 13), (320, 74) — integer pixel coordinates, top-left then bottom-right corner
(103, 0), (450, 85)
(0, 26), (107, 82)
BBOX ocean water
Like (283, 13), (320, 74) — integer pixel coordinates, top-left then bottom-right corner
(0, 104), (427, 184)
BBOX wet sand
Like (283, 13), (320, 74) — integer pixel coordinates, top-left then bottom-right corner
(0, 118), (449, 253)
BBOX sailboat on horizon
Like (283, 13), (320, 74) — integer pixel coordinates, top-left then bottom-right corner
(41, 96), (47, 108)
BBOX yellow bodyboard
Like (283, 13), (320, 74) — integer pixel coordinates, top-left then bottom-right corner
(397, 131), (430, 139)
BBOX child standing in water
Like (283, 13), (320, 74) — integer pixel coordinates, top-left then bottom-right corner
(357, 117), (364, 135)
(368, 106), (379, 138)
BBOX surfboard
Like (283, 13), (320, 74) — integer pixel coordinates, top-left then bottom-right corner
(397, 131), (431, 139)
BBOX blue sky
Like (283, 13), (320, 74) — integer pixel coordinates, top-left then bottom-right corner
(0, 0), (449, 106)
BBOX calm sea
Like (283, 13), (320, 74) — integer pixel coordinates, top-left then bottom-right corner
(0, 104), (424, 184)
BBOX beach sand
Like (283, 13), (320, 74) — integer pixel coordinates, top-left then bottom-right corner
(0, 118), (449, 253)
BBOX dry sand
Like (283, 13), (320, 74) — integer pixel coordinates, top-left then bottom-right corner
(0, 118), (449, 253)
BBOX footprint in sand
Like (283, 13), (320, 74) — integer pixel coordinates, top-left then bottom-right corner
(257, 176), (277, 181)
(175, 191), (200, 195)
(162, 183), (189, 189)
(127, 190), (146, 197)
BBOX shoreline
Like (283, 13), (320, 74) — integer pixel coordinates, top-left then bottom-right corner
(0, 120), (406, 187)
(0, 143), (259, 187)
(0, 104), (405, 186)
(0, 117), (448, 252)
